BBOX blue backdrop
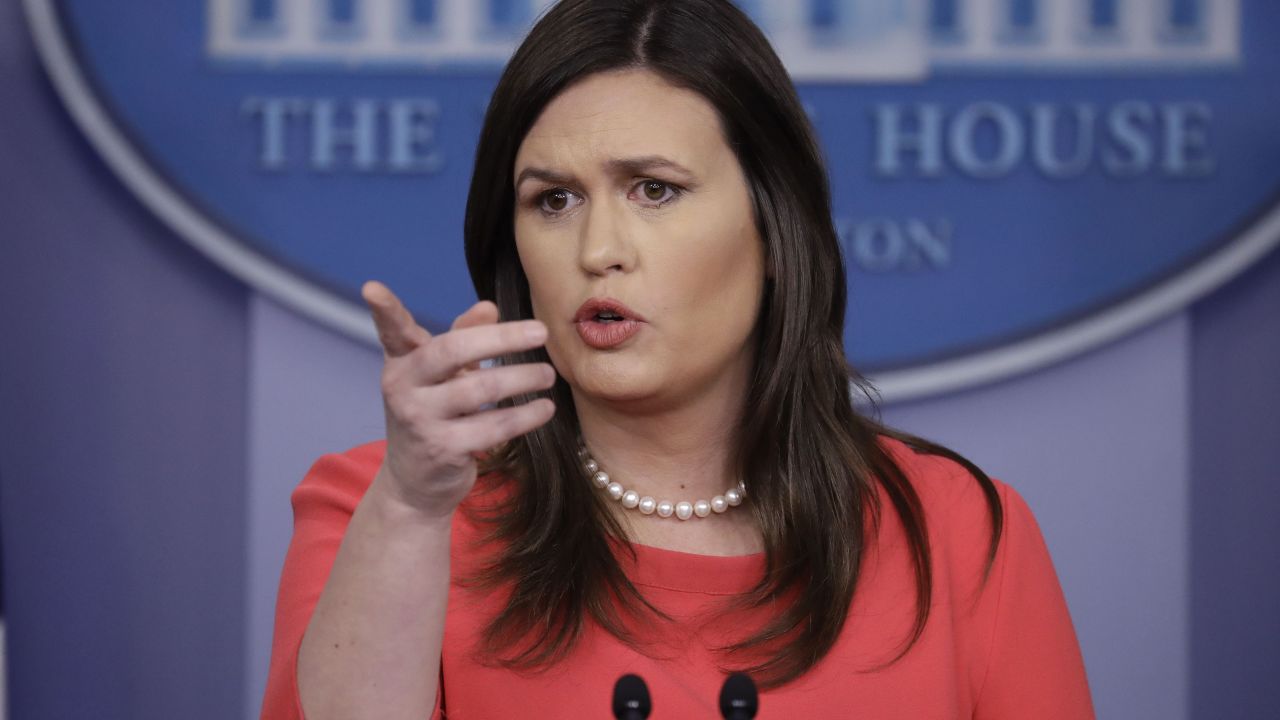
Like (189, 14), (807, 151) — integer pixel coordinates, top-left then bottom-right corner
(2, 2), (1278, 718)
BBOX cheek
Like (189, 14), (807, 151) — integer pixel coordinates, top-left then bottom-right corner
(661, 214), (764, 335)
(514, 228), (580, 373)
(514, 228), (564, 316)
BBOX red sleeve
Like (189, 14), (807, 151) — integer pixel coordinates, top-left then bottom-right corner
(973, 483), (1095, 720)
(258, 442), (445, 720)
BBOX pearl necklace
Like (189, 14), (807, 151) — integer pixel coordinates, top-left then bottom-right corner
(578, 446), (746, 520)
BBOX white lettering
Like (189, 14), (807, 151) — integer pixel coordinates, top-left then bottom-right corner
(837, 217), (953, 273)
(242, 96), (446, 174)
(874, 101), (1214, 180)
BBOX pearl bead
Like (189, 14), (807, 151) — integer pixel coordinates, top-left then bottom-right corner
(579, 446), (744, 521)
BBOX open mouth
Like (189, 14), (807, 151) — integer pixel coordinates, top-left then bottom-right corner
(573, 297), (646, 325)
(574, 297), (645, 349)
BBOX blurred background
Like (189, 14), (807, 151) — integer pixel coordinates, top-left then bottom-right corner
(2, 0), (1277, 718)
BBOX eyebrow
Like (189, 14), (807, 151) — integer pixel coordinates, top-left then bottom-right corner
(514, 155), (696, 190)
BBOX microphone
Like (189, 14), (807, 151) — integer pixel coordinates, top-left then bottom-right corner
(612, 673), (652, 720)
(719, 672), (759, 720)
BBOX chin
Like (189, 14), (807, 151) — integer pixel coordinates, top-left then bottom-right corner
(570, 355), (664, 404)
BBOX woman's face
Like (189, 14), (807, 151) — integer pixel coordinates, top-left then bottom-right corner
(512, 69), (765, 409)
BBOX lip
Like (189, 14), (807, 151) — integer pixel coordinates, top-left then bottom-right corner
(573, 297), (647, 324)
(573, 297), (646, 349)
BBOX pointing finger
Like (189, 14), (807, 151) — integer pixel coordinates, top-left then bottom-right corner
(362, 281), (430, 358)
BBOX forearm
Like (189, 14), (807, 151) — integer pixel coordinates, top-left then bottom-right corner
(297, 469), (453, 720)
(289, 285), (553, 718)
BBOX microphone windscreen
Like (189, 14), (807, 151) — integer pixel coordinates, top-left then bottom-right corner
(719, 672), (759, 719)
(612, 673), (652, 719)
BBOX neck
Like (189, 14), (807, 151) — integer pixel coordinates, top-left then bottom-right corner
(572, 373), (746, 504)
(570, 359), (765, 555)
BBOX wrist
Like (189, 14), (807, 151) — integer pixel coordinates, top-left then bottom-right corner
(364, 467), (458, 532)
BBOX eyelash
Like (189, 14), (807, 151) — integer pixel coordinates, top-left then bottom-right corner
(532, 180), (683, 217)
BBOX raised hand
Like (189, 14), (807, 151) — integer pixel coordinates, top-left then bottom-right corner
(362, 280), (557, 519)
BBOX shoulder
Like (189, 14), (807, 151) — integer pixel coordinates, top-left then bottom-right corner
(872, 433), (1055, 603)
(869, 441), (1092, 711)
(291, 439), (388, 515)
(291, 440), (509, 541)
(871, 434), (1020, 585)
(874, 433), (1010, 522)
(302, 439), (388, 485)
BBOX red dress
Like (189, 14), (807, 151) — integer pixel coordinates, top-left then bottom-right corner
(261, 436), (1094, 719)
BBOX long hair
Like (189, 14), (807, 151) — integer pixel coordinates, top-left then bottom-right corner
(462, 0), (1003, 687)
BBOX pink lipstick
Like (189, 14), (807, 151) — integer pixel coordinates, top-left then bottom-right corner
(573, 298), (645, 349)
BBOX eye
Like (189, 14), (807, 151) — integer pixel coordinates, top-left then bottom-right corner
(536, 188), (581, 215)
(633, 180), (681, 206)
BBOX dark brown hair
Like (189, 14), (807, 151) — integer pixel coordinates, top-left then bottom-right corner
(462, 0), (1003, 687)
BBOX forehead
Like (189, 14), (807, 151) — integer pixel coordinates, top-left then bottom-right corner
(514, 69), (728, 175)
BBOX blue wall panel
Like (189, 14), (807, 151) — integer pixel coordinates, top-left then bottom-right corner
(1190, 245), (1280, 719)
(2, 1), (1279, 718)
(0, 3), (248, 716)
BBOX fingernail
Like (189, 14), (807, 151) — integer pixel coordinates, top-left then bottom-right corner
(526, 322), (547, 341)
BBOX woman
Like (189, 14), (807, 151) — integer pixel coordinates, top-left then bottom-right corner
(262, 1), (1094, 717)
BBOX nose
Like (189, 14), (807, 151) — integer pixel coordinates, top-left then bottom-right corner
(577, 194), (637, 276)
